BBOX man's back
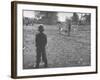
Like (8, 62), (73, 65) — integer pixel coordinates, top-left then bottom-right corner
(35, 25), (48, 68)
(35, 32), (47, 48)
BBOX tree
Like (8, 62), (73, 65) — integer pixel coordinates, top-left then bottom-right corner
(84, 14), (91, 25)
(36, 11), (58, 25)
(79, 13), (91, 25)
(72, 13), (79, 25)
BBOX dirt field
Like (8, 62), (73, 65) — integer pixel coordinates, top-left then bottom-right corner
(23, 24), (91, 69)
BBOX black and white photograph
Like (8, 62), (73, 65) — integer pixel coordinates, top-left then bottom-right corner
(23, 10), (91, 69)
(11, 1), (97, 78)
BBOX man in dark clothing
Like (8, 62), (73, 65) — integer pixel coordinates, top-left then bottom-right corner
(35, 25), (48, 68)
(68, 22), (71, 36)
(67, 20), (71, 36)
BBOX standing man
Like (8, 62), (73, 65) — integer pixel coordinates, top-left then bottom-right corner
(67, 20), (71, 36)
(35, 25), (48, 68)
(57, 22), (62, 34)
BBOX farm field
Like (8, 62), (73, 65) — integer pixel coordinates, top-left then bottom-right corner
(23, 24), (91, 69)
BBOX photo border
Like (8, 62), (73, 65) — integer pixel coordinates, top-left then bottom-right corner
(11, 1), (98, 79)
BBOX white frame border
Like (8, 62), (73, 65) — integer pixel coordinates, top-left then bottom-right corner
(16, 3), (97, 77)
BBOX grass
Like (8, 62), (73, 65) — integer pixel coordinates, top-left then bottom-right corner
(23, 24), (91, 69)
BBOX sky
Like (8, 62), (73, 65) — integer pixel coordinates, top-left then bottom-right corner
(57, 12), (73, 22)
(23, 11), (35, 18)
(23, 10), (81, 22)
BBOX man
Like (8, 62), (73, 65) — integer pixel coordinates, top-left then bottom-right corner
(57, 22), (62, 34)
(35, 25), (48, 68)
(67, 20), (71, 36)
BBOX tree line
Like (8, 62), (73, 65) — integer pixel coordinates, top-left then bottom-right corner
(23, 11), (91, 26)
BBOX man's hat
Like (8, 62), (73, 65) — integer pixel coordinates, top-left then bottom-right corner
(38, 25), (44, 32)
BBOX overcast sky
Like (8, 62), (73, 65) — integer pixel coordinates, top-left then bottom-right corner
(23, 10), (81, 22)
